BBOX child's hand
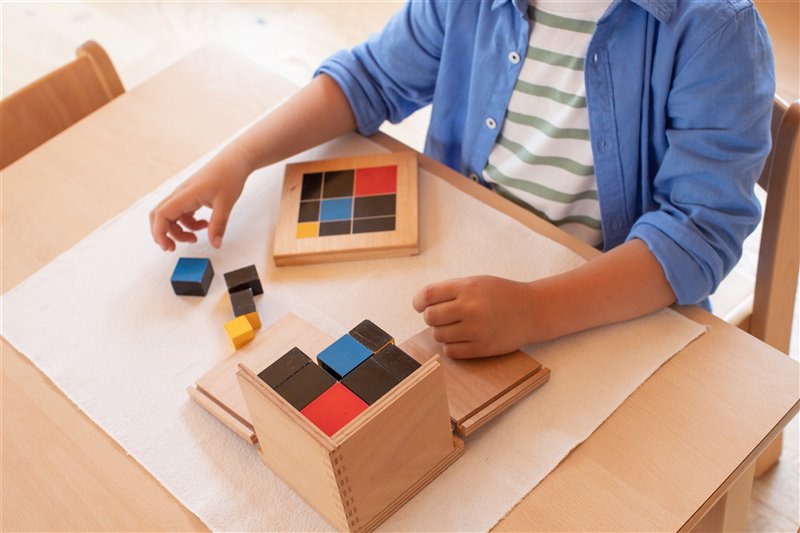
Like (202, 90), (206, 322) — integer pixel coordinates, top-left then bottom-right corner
(412, 275), (538, 359)
(149, 147), (254, 251)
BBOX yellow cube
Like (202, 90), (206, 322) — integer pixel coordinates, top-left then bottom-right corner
(243, 311), (261, 330)
(224, 316), (255, 349)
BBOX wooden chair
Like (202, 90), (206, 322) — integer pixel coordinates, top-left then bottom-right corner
(713, 97), (800, 476)
(1, 40), (124, 170)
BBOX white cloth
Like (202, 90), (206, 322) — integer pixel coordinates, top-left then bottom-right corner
(1, 132), (706, 532)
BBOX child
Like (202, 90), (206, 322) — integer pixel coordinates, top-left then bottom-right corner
(150, 0), (774, 358)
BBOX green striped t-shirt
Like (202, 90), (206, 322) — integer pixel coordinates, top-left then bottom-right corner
(482, 0), (610, 247)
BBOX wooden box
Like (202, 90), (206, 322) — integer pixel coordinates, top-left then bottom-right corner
(190, 315), (550, 531)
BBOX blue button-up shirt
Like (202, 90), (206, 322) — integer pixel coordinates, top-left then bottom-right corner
(317, 0), (774, 307)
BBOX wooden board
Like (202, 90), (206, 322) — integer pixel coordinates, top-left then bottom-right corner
(273, 151), (419, 266)
(399, 327), (550, 436)
(189, 314), (335, 443)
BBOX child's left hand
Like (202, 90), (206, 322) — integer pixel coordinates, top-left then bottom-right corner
(412, 275), (538, 359)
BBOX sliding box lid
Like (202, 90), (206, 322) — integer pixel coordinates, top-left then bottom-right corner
(189, 313), (549, 443)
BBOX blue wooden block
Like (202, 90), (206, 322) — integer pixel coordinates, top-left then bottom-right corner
(316, 334), (372, 379)
(171, 257), (214, 296)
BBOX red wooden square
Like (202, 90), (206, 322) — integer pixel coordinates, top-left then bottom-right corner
(300, 382), (368, 436)
(354, 165), (397, 196)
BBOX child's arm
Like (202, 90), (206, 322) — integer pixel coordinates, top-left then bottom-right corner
(149, 74), (356, 251)
(413, 238), (676, 358)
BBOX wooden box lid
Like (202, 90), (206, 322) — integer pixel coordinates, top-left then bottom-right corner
(189, 314), (549, 443)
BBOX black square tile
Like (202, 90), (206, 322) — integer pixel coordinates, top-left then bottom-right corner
(322, 170), (354, 198)
(352, 216), (395, 234)
(319, 220), (352, 236)
(301, 173), (323, 200)
(298, 200), (320, 222)
(354, 195), (396, 218)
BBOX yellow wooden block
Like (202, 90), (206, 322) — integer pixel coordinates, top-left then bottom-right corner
(225, 316), (255, 349)
(296, 222), (319, 239)
(244, 311), (261, 330)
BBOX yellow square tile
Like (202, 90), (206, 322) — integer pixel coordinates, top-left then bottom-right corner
(296, 222), (319, 239)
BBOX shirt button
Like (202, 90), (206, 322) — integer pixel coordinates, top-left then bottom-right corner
(469, 173), (480, 182)
(485, 117), (497, 129)
(599, 139), (609, 152)
(611, 219), (623, 231)
(593, 52), (599, 64)
(508, 51), (521, 64)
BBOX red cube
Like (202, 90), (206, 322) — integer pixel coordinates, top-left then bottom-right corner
(300, 382), (368, 437)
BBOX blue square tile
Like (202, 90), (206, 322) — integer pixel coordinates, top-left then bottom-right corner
(319, 198), (353, 222)
(317, 334), (372, 379)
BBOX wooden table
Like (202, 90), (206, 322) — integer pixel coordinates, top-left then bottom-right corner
(2, 45), (798, 532)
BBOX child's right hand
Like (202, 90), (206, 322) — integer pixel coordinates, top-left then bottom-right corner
(149, 146), (254, 251)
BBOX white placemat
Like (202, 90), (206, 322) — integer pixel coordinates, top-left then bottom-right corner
(1, 132), (706, 532)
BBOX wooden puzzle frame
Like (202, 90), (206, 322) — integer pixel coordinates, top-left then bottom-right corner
(273, 151), (419, 266)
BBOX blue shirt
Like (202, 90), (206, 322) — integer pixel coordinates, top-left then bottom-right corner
(317, 0), (775, 307)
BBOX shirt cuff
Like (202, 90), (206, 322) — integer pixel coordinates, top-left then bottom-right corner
(627, 212), (725, 306)
(315, 50), (387, 136)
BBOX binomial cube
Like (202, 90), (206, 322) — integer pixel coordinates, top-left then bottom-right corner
(316, 334), (372, 380)
(230, 288), (261, 329)
(171, 257), (214, 296)
(373, 343), (421, 382)
(341, 357), (399, 405)
(224, 315), (255, 350)
(274, 362), (337, 411)
(300, 382), (368, 436)
(349, 319), (394, 352)
(257, 347), (312, 389)
(224, 265), (263, 296)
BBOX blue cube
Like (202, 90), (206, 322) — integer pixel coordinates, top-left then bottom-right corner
(171, 257), (214, 296)
(317, 334), (372, 379)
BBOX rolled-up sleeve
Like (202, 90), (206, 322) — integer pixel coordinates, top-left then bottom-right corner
(315, 1), (445, 136)
(628, 5), (774, 305)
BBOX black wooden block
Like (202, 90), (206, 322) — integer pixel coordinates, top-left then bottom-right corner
(274, 362), (336, 411)
(230, 288), (256, 317)
(349, 319), (394, 352)
(373, 343), (421, 382)
(341, 357), (399, 405)
(224, 265), (263, 296)
(258, 347), (312, 389)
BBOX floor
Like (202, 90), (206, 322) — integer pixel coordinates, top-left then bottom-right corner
(2, 2), (798, 531)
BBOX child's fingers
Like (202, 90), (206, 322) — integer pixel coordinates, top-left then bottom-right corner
(178, 214), (209, 231)
(441, 341), (478, 360)
(422, 299), (461, 327)
(168, 221), (198, 243)
(432, 322), (467, 344)
(207, 197), (235, 249)
(412, 280), (460, 312)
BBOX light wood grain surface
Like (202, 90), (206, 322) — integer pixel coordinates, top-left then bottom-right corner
(2, 45), (798, 532)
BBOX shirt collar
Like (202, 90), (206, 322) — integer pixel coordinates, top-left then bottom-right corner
(491, 0), (675, 23)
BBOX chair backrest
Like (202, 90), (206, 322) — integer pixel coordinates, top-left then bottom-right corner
(0, 40), (124, 170)
(750, 97), (800, 353)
